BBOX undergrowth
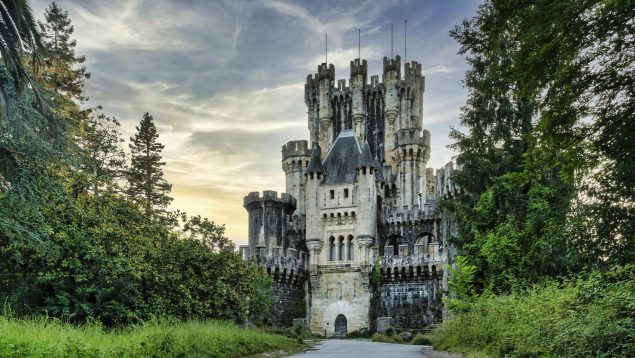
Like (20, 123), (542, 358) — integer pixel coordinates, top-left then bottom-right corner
(0, 316), (305, 357)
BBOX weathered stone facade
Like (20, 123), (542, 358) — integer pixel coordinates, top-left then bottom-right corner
(242, 56), (459, 336)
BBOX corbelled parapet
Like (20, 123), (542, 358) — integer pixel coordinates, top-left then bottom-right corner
(394, 128), (429, 146)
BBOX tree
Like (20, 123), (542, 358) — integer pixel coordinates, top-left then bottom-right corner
(34, 1), (90, 118)
(127, 112), (172, 216)
(0, 0), (43, 116)
(74, 106), (127, 197)
(448, 0), (635, 294)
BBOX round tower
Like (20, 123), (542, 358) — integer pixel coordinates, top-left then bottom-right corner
(243, 191), (296, 258)
(356, 142), (379, 266)
(317, 63), (335, 158)
(382, 55), (401, 167)
(350, 58), (367, 142)
(282, 140), (311, 215)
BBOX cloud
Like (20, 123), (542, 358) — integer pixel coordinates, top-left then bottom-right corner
(31, 0), (479, 245)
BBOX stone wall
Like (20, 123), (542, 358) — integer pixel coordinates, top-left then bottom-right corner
(271, 280), (307, 327)
(372, 280), (443, 331)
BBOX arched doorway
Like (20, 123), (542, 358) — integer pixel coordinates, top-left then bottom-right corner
(334, 314), (347, 337)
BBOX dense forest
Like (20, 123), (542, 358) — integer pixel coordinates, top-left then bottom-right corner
(0, 1), (272, 327)
(434, 0), (635, 356)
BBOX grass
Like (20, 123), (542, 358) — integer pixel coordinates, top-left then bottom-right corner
(0, 316), (306, 357)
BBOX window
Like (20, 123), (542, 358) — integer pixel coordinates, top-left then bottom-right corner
(338, 236), (345, 260)
(348, 236), (354, 260)
(344, 188), (349, 198)
(330, 190), (335, 199)
(329, 237), (336, 261)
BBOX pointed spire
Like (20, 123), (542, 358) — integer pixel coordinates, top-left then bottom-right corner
(306, 143), (325, 174)
(357, 141), (376, 169)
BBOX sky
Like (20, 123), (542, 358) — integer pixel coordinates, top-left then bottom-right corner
(32, 0), (481, 246)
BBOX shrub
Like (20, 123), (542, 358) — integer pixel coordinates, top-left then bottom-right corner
(411, 333), (433, 345)
(432, 266), (635, 357)
(371, 333), (395, 343)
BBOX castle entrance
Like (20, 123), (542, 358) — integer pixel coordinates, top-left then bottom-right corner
(334, 314), (347, 337)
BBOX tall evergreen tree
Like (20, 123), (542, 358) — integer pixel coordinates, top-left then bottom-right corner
(127, 112), (172, 215)
(34, 1), (90, 118)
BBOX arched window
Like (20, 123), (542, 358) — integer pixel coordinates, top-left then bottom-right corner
(329, 236), (336, 261)
(347, 235), (355, 260)
(338, 236), (345, 261)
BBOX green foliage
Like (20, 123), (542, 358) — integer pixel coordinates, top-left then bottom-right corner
(0, 317), (304, 357)
(432, 265), (635, 357)
(411, 333), (432, 345)
(446, 256), (477, 312)
(127, 112), (172, 217)
(448, 0), (635, 294)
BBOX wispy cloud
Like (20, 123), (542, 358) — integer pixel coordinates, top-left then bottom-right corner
(31, 0), (480, 245)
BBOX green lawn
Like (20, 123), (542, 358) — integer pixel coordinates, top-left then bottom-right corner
(0, 316), (306, 357)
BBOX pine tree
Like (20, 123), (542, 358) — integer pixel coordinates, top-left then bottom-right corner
(127, 112), (172, 215)
(34, 2), (90, 117)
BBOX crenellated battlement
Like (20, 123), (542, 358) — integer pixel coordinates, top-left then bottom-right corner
(317, 63), (335, 81)
(383, 55), (402, 76)
(282, 140), (310, 160)
(243, 190), (296, 209)
(350, 58), (368, 79)
(436, 158), (461, 199)
(404, 61), (423, 79)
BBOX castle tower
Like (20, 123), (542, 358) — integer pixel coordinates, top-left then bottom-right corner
(282, 140), (311, 215)
(305, 144), (324, 267)
(382, 55), (401, 167)
(243, 191), (296, 257)
(350, 59), (367, 143)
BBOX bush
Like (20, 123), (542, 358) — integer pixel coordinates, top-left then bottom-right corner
(411, 333), (433, 345)
(432, 265), (635, 357)
(371, 333), (396, 343)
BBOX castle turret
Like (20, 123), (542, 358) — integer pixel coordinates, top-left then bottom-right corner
(305, 144), (324, 268)
(356, 142), (377, 264)
(350, 59), (367, 143)
(383, 56), (401, 167)
(244, 191), (296, 258)
(405, 61), (425, 130)
(317, 63), (335, 158)
(282, 140), (311, 215)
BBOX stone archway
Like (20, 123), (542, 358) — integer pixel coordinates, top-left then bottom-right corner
(334, 314), (347, 337)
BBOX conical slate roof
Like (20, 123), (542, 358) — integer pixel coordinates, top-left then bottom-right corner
(357, 141), (377, 169)
(306, 143), (324, 174)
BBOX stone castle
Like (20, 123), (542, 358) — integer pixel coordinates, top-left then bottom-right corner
(241, 55), (460, 336)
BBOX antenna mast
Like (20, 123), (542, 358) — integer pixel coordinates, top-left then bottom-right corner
(325, 34), (328, 63)
(358, 29), (361, 59)
(404, 19), (408, 64)
(391, 24), (393, 58)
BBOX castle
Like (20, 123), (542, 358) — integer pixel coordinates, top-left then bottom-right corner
(241, 55), (459, 336)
